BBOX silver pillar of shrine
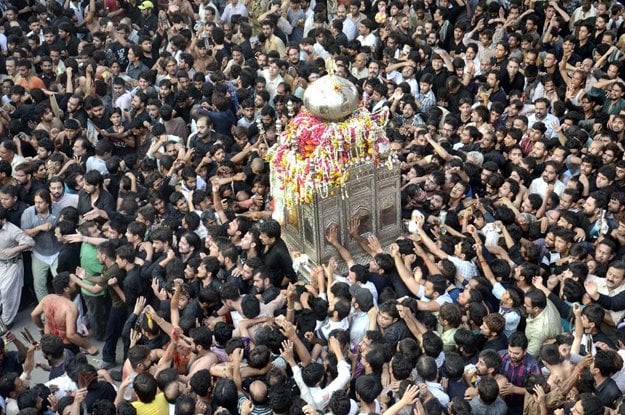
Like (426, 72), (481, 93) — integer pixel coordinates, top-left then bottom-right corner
(280, 162), (402, 265)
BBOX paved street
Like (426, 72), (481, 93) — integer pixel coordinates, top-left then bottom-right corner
(9, 308), (114, 385)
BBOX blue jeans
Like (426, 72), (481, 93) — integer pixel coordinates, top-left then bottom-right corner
(102, 306), (127, 364)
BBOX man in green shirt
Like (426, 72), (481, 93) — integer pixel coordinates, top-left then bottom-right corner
(73, 221), (109, 342)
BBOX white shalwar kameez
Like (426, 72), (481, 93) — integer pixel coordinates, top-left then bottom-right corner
(0, 221), (35, 325)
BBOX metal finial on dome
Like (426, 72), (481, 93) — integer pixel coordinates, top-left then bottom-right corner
(325, 57), (337, 75)
(303, 70), (360, 121)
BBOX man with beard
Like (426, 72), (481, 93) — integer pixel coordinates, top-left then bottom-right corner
(179, 167), (207, 201)
(420, 171), (444, 198)
(610, 114), (625, 142)
(192, 256), (223, 296)
(85, 97), (112, 133)
(31, 272), (99, 355)
(178, 232), (201, 267)
(247, 105), (276, 142)
(22, 189), (60, 302)
(218, 243), (242, 288)
(186, 326), (219, 378)
(423, 191), (448, 224)
(168, 192), (189, 224)
(126, 92), (150, 126)
(239, 229), (261, 262)
(188, 117), (218, 155)
(120, 344), (157, 382)
(142, 227), (175, 285)
(584, 261), (625, 328)
(14, 163), (45, 206)
(527, 98), (560, 139)
(227, 217), (252, 247)
(528, 161), (564, 197)
(413, 274), (452, 312)
(77, 170), (115, 224)
(116, 245), (150, 321)
(498, 332), (541, 414)
(251, 266), (280, 303)
(49, 176), (78, 216)
(336, 4), (356, 40)
(38, 57), (56, 89)
(65, 94), (89, 128)
(590, 238), (617, 279)
(89, 241), (127, 370)
(475, 349), (503, 382)
(0, 184), (28, 226)
(523, 289), (562, 357)
(582, 190), (610, 242)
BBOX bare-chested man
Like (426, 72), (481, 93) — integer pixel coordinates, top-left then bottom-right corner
(31, 272), (98, 355)
(186, 326), (219, 378)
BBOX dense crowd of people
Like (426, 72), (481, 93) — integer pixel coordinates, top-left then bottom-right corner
(0, 0), (623, 414)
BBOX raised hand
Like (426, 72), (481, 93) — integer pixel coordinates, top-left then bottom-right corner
(130, 328), (141, 348)
(133, 296), (147, 315)
(532, 384), (546, 404)
(367, 235), (383, 254)
(232, 348), (244, 364)
(348, 216), (361, 237)
(400, 384), (419, 406)
(280, 339), (294, 363)
(572, 302), (582, 318)
(325, 223), (339, 244)
(584, 279), (599, 300)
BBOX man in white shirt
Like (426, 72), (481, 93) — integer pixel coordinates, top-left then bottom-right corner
(85, 139), (113, 176)
(288, 337), (351, 410)
(570, 0), (596, 30)
(528, 160), (565, 197)
(349, 287), (373, 351)
(336, 4), (356, 40)
(261, 61), (285, 100)
(221, 0), (248, 24)
(356, 19), (378, 49)
(526, 97), (560, 138)
(590, 261), (625, 325)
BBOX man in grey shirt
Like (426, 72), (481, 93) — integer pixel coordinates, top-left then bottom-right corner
(21, 188), (60, 301)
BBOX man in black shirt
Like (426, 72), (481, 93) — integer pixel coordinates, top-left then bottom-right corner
(117, 244), (148, 315)
(77, 170), (116, 224)
(138, 0), (158, 36)
(592, 350), (622, 408)
(0, 184), (28, 227)
(258, 219), (296, 287)
(480, 313), (508, 352)
(15, 163), (45, 206)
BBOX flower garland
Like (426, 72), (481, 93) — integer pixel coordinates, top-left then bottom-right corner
(268, 107), (390, 208)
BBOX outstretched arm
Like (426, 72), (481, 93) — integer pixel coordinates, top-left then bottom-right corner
(325, 223), (355, 268)
(414, 216), (448, 260)
(390, 243), (421, 296)
(347, 216), (379, 257)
